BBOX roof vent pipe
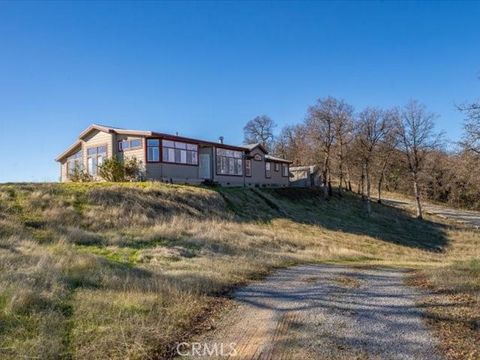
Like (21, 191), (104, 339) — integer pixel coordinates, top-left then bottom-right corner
(218, 136), (224, 144)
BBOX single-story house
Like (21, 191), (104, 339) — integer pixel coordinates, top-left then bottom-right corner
(289, 165), (322, 187)
(56, 124), (292, 187)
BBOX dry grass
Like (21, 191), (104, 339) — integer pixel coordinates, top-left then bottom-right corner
(0, 182), (478, 359)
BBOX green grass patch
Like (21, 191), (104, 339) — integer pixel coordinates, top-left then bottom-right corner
(77, 245), (141, 266)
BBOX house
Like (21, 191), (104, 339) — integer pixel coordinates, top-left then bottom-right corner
(289, 165), (322, 187)
(55, 124), (292, 187)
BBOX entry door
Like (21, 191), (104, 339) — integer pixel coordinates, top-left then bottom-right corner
(199, 153), (212, 179)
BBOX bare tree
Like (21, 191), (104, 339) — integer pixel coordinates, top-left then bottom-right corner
(243, 115), (276, 151)
(398, 101), (441, 219)
(357, 108), (396, 215)
(376, 132), (400, 204)
(305, 97), (352, 198)
(459, 101), (480, 154)
(458, 75), (480, 153)
(273, 125), (302, 163)
(334, 105), (355, 193)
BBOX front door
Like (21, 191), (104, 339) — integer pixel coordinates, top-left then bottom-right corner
(199, 153), (212, 180)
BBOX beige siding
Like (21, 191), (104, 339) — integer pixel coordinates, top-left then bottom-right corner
(58, 129), (290, 186)
(59, 144), (82, 182)
(60, 161), (68, 182)
(115, 135), (147, 169)
(81, 130), (114, 180)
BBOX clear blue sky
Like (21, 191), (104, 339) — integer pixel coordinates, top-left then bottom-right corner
(0, 1), (479, 182)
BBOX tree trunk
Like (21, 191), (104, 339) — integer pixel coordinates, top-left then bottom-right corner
(345, 164), (353, 192)
(339, 159), (344, 193)
(377, 159), (389, 204)
(360, 166), (366, 199)
(328, 174), (333, 197)
(365, 162), (372, 215)
(323, 155), (330, 200)
(377, 175), (383, 204)
(412, 173), (423, 219)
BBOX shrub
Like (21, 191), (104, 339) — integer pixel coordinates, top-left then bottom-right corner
(124, 157), (143, 181)
(98, 157), (143, 182)
(98, 158), (125, 182)
(69, 167), (92, 182)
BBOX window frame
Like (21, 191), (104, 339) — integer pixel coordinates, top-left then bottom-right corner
(162, 139), (199, 166)
(274, 162), (280, 172)
(146, 138), (161, 163)
(66, 150), (83, 177)
(282, 164), (289, 177)
(118, 138), (143, 152)
(215, 147), (244, 177)
(265, 161), (272, 179)
(245, 159), (252, 177)
(86, 144), (108, 176)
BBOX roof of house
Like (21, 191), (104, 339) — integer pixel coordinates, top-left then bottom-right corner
(265, 155), (293, 164)
(78, 124), (153, 139)
(56, 124), (292, 163)
(243, 143), (268, 154)
(290, 165), (320, 172)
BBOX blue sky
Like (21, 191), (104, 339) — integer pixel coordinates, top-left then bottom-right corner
(0, 1), (479, 182)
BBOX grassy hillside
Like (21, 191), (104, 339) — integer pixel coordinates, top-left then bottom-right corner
(0, 183), (478, 359)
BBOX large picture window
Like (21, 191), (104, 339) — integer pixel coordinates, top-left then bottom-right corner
(216, 148), (243, 176)
(162, 140), (198, 165)
(87, 145), (107, 176)
(146, 139), (160, 162)
(66, 150), (83, 177)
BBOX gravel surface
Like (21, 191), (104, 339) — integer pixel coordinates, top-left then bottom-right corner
(382, 198), (480, 229)
(186, 265), (443, 360)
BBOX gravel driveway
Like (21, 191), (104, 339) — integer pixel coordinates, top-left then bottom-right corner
(382, 198), (480, 229)
(186, 265), (442, 360)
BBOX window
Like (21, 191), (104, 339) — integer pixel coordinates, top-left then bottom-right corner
(274, 163), (280, 172)
(216, 148), (243, 176)
(245, 159), (252, 177)
(66, 150), (83, 177)
(86, 145), (107, 176)
(162, 140), (198, 165)
(118, 138), (143, 152)
(118, 140), (129, 151)
(130, 139), (142, 149)
(282, 164), (289, 177)
(265, 162), (271, 178)
(146, 139), (160, 162)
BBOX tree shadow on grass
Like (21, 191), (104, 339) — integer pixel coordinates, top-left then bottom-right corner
(218, 187), (449, 252)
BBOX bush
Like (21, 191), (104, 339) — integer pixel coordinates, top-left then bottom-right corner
(124, 157), (143, 181)
(98, 157), (143, 182)
(69, 167), (92, 182)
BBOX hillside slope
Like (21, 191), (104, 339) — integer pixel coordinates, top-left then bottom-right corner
(0, 183), (478, 359)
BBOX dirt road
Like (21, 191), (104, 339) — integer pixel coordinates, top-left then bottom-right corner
(382, 198), (480, 229)
(185, 265), (442, 360)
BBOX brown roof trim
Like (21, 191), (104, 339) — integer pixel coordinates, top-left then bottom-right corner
(55, 141), (82, 161)
(57, 123), (292, 163)
(79, 124), (152, 139)
(151, 132), (248, 151)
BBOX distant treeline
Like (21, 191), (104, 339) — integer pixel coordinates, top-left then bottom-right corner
(244, 93), (480, 214)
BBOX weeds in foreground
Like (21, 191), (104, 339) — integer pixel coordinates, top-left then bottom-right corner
(0, 182), (478, 359)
